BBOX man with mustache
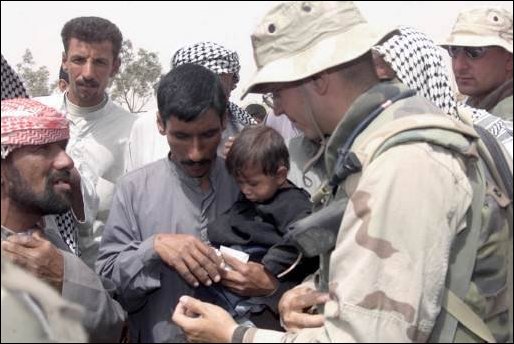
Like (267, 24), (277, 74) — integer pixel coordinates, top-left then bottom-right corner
(125, 41), (256, 172)
(38, 16), (136, 268)
(443, 7), (513, 121)
(1, 98), (126, 342)
(97, 64), (278, 342)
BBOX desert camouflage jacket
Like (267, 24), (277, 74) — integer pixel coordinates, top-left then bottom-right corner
(243, 81), (510, 342)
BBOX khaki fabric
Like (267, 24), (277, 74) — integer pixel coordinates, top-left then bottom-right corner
(443, 7), (513, 52)
(242, 1), (394, 97)
(1, 256), (87, 343)
(245, 81), (509, 342)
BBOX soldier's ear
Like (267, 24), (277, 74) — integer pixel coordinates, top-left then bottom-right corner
(310, 72), (330, 96)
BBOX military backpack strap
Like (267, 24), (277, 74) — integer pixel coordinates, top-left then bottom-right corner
(459, 107), (514, 343)
(442, 288), (496, 343)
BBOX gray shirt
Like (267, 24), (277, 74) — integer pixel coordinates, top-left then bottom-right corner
(1, 224), (126, 343)
(96, 157), (239, 343)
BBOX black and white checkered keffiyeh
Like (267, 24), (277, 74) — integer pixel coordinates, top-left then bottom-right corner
(55, 211), (79, 255)
(1, 54), (79, 255)
(1, 54), (29, 100)
(171, 41), (241, 85)
(375, 27), (512, 143)
(171, 42), (256, 126)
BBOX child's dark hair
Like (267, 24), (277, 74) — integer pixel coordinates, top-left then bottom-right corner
(226, 125), (290, 177)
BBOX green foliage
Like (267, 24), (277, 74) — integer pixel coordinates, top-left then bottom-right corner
(16, 49), (50, 97)
(111, 40), (162, 113)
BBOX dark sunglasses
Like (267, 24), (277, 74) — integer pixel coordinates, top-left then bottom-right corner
(447, 46), (488, 60)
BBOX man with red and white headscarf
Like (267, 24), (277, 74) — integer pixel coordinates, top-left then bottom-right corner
(1, 98), (126, 342)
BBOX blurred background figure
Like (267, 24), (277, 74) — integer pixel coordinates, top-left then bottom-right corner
(245, 103), (267, 124)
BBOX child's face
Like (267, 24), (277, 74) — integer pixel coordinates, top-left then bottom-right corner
(236, 164), (285, 203)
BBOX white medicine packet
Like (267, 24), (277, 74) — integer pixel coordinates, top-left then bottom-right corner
(219, 246), (249, 271)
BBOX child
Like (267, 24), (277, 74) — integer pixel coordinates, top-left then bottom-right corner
(196, 125), (317, 325)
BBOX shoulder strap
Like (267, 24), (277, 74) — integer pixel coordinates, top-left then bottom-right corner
(460, 109), (514, 343)
(443, 289), (496, 343)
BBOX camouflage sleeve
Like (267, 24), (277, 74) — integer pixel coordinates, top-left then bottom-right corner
(246, 142), (473, 342)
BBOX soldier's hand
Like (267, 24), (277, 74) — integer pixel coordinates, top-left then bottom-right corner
(219, 254), (278, 297)
(278, 286), (329, 331)
(172, 296), (238, 343)
(2, 230), (64, 292)
(154, 233), (222, 287)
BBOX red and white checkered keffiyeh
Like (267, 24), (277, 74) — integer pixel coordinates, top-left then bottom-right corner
(1, 98), (69, 158)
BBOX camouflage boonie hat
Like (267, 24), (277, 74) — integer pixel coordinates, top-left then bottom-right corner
(242, 1), (395, 97)
(443, 7), (513, 53)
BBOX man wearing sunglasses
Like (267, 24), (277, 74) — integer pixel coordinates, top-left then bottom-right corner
(444, 7), (513, 121)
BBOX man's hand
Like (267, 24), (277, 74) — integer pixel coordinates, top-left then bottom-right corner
(172, 295), (238, 343)
(278, 286), (329, 331)
(1, 230), (64, 292)
(219, 254), (278, 297)
(222, 136), (236, 159)
(154, 233), (222, 287)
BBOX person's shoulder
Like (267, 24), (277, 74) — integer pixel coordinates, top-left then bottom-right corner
(490, 96), (513, 121)
(275, 183), (311, 203)
(120, 158), (169, 186)
(34, 93), (65, 110)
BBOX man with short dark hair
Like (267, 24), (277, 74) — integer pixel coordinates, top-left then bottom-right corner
(125, 41), (256, 172)
(443, 7), (513, 121)
(97, 64), (245, 342)
(38, 16), (136, 268)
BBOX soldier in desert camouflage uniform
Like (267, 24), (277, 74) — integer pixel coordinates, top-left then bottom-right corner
(443, 7), (513, 121)
(172, 2), (511, 343)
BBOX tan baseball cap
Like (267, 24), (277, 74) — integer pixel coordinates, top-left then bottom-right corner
(443, 7), (513, 53)
(242, 1), (395, 98)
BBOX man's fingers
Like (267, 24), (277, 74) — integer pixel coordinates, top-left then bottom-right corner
(294, 291), (330, 310)
(178, 296), (207, 316)
(173, 259), (200, 287)
(172, 299), (195, 329)
(284, 313), (325, 330)
(183, 253), (215, 286)
(191, 249), (221, 284)
(5, 233), (40, 247)
(31, 229), (46, 240)
(221, 253), (246, 272)
(195, 242), (223, 267)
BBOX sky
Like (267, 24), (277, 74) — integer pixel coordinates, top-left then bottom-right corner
(2, 1), (512, 108)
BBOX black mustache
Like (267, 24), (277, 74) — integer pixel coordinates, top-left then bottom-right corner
(77, 79), (99, 88)
(48, 170), (71, 184)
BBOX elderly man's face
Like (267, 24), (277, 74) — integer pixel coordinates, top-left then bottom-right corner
(159, 109), (223, 179)
(451, 46), (513, 98)
(3, 140), (74, 215)
(63, 38), (120, 107)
